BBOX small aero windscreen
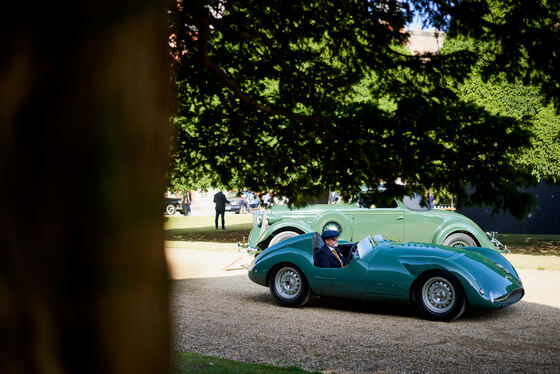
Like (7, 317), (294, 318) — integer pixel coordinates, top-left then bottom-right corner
(356, 236), (376, 258)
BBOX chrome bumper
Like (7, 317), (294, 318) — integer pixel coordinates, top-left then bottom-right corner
(237, 241), (260, 256)
(486, 231), (508, 252)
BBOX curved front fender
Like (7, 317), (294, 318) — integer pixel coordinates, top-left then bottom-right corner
(254, 220), (312, 246)
(249, 247), (315, 287)
(398, 256), (480, 300)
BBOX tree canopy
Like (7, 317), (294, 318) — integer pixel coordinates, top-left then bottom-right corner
(168, 0), (560, 219)
(443, 35), (560, 184)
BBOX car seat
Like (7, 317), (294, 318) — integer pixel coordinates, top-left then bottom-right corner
(312, 232), (324, 266)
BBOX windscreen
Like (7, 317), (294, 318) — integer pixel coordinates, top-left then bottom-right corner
(402, 194), (430, 211)
(356, 236), (376, 258)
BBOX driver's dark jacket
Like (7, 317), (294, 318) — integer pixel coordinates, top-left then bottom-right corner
(316, 244), (347, 268)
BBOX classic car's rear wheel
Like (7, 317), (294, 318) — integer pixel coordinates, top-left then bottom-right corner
(269, 265), (310, 307)
(415, 271), (466, 322)
(165, 204), (175, 215)
(443, 233), (476, 247)
(268, 230), (299, 248)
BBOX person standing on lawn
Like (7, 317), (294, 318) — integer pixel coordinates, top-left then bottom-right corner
(213, 190), (229, 230)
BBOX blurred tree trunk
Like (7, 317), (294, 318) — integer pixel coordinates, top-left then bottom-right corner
(0, 2), (170, 373)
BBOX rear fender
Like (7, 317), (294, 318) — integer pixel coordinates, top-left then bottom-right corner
(432, 222), (494, 250)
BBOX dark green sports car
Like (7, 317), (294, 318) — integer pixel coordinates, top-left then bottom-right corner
(248, 233), (524, 321)
(244, 195), (506, 254)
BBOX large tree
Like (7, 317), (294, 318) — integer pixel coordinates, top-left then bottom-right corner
(169, 0), (559, 219)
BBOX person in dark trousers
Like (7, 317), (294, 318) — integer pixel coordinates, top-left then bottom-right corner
(213, 190), (229, 230)
(316, 230), (347, 268)
(182, 190), (192, 216)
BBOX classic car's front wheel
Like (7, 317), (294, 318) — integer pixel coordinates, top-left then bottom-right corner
(415, 271), (466, 322)
(269, 265), (310, 307)
(165, 204), (175, 215)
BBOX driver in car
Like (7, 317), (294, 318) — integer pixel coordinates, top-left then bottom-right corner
(316, 230), (347, 268)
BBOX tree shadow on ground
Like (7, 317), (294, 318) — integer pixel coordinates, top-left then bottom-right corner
(502, 234), (560, 256)
(246, 293), (529, 322)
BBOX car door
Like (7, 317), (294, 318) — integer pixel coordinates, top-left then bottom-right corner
(346, 199), (405, 242)
(401, 195), (444, 243)
(364, 248), (413, 299)
(309, 258), (367, 298)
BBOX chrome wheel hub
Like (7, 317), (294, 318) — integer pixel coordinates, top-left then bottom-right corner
(275, 268), (301, 299)
(422, 277), (455, 313)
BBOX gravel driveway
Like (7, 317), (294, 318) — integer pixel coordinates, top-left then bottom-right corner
(169, 248), (560, 373)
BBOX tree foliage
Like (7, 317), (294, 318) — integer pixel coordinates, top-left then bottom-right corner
(443, 29), (560, 184)
(168, 0), (560, 219)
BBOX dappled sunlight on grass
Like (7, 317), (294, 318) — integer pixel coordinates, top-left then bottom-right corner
(501, 234), (560, 256)
(164, 214), (253, 229)
(164, 214), (252, 242)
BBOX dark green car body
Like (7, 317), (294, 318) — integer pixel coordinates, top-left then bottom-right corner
(248, 233), (524, 321)
(246, 197), (505, 254)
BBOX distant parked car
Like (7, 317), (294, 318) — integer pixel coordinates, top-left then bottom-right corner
(164, 197), (183, 215)
(243, 194), (506, 253)
(226, 191), (260, 214)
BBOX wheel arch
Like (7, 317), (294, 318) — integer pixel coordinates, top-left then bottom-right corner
(408, 267), (474, 306)
(266, 261), (308, 288)
(433, 225), (482, 247)
(409, 269), (467, 304)
(444, 230), (480, 246)
(258, 222), (309, 250)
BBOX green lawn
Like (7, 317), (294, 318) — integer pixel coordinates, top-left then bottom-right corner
(500, 233), (560, 256)
(164, 214), (253, 243)
(173, 352), (322, 374)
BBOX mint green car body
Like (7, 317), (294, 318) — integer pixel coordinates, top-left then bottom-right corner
(247, 199), (505, 253)
(248, 233), (524, 321)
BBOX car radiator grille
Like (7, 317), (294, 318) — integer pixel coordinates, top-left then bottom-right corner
(503, 288), (524, 307)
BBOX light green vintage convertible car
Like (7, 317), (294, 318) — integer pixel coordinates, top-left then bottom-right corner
(243, 195), (506, 254)
(248, 233), (524, 321)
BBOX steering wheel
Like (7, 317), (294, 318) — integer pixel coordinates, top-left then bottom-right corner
(347, 243), (358, 263)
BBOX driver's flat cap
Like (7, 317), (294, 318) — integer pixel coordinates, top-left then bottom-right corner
(321, 230), (340, 240)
